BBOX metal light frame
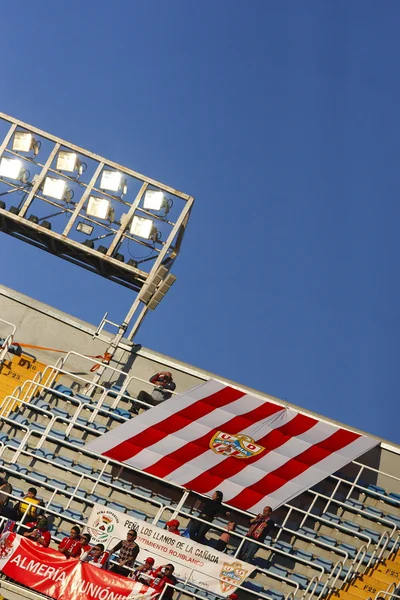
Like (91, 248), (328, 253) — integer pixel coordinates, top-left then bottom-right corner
(0, 112), (195, 344)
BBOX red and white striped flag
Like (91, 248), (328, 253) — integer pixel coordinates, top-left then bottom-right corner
(86, 380), (378, 512)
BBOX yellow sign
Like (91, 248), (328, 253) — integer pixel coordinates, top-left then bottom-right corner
(0, 354), (51, 415)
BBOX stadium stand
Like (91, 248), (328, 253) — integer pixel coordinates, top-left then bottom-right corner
(0, 311), (399, 600)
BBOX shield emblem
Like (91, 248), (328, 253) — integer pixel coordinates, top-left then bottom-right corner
(209, 431), (265, 459)
(220, 561), (249, 592)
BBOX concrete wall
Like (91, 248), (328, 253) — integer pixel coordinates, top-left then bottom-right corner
(1, 283), (399, 490)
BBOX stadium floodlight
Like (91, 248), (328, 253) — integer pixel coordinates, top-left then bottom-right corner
(12, 131), (39, 155)
(56, 151), (80, 173)
(87, 196), (111, 220)
(0, 157), (24, 180)
(130, 215), (154, 239)
(76, 222), (94, 235)
(42, 176), (68, 200)
(100, 170), (127, 194)
(143, 189), (165, 211)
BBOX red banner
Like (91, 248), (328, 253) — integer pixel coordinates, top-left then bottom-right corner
(0, 533), (157, 600)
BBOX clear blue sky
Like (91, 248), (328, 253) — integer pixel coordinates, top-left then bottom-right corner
(1, 1), (399, 443)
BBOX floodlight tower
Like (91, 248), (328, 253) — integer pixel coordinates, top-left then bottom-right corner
(0, 113), (194, 371)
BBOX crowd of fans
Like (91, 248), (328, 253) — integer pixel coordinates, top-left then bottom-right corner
(0, 370), (276, 600)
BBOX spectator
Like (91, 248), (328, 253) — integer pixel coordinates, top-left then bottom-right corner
(58, 526), (83, 558)
(165, 519), (180, 536)
(131, 557), (155, 584)
(23, 516), (51, 548)
(229, 594), (239, 600)
(151, 563), (177, 600)
(109, 529), (139, 577)
(188, 491), (230, 544)
(16, 487), (43, 525)
(237, 506), (274, 563)
(215, 520), (236, 552)
(81, 533), (92, 553)
(0, 476), (12, 509)
(80, 543), (110, 569)
(130, 372), (176, 413)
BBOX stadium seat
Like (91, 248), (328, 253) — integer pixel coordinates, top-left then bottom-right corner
(268, 566), (288, 578)
(319, 534), (337, 547)
(366, 484), (386, 498)
(265, 589), (284, 600)
(313, 556), (333, 572)
(289, 572), (308, 589)
(387, 492), (400, 505)
(364, 506), (383, 518)
(342, 520), (360, 532)
(323, 512), (340, 524)
(344, 498), (364, 510)
(53, 384), (74, 398)
(361, 528), (380, 544)
(298, 526), (317, 538)
(337, 542), (357, 559)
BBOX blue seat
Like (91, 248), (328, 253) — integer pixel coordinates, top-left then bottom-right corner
(131, 510), (147, 520)
(253, 557), (270, 570)
(323, 512), (340, 524)
(386, 493), (400, 506)
(343, 520), (360, 532)
(364, 506), (383, 518)
(338, 542), (357, 558)
(75, 393), (92, 403)
(366, 484), (386, 498)
(344, 498), (364, 510)
(319, 534), (337, 547)
(31, 398), (50, 410)
(387, 513), (400, 528)
(362, 528), (380, 544)
(293, 548), (313, 562)
(29, 422), (47, 433)
(107, 385), (131, 399)
(31, 472), (47, 482)
(73, 463), (92, 475)
(52, 406), (69, 418)
(242, 581), (264, 593)
(64, 508), (82, 521)
(47, 478), (67, 490)
(54, 456), (74, 468)
(109, 502), (126, 513)
(289, 572), (308, 589)
(53, 384), (74, 398)
(87, 494), (106, 505)
(135, 486), (152, 498)
(265, 590), (284, 600)
(114, 408), (131, 419)
(298, 526), (317, 539)
(273, 540), (292, 554)
(67, 436), (85, 446)
(268, 565), (288, 578)
(314, 557), (333, 572)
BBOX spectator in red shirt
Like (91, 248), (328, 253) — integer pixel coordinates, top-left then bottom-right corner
(131, 557), (155, 584)
(165, 519), (180, 535)
(23, 516), (51, 548)
(80, 533), (92, 553)
(151, 564), (177, 599)
(58, 526), (83, 558)
(80, 543), (109, 569)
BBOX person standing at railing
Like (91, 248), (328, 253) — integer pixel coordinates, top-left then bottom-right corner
(215, 520), (237, 552)
(130, 372), (176, 414)
(237, 506), (274, 563)
(188, 491), (231, 544)
(109, 529), (140, 577)
(150, 563), (177, 600)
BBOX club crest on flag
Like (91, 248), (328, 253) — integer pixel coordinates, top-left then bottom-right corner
(220, 561), (249, 592)
(0, 532), (15, 559)
(209, 431), (265, 459)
